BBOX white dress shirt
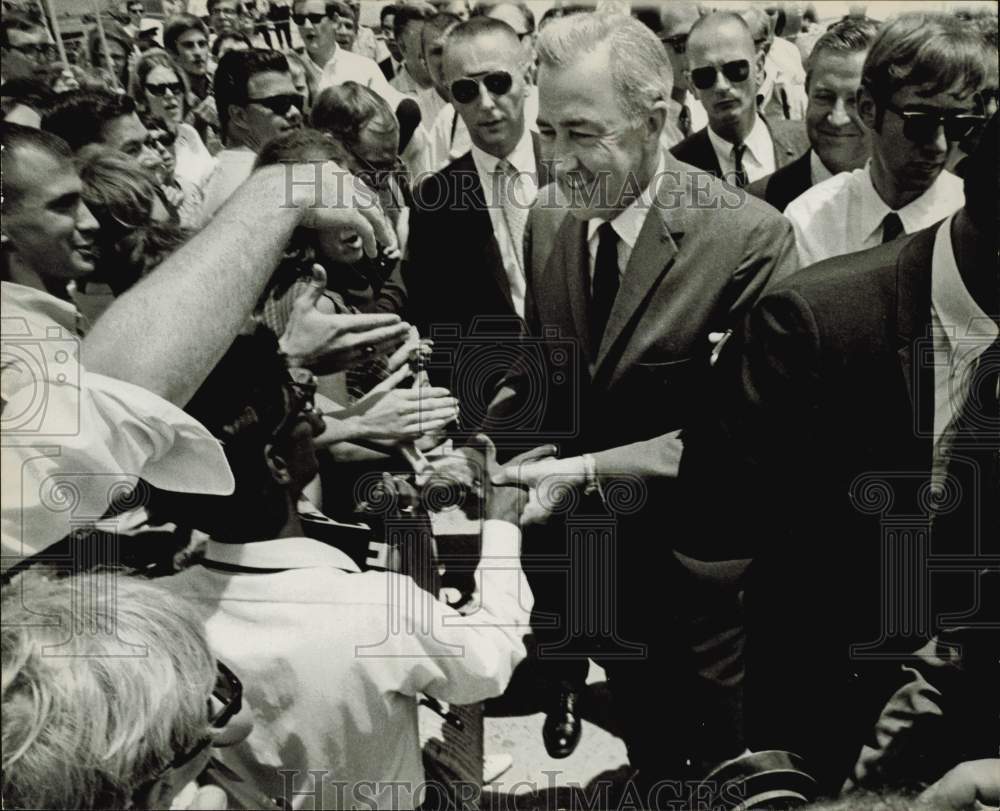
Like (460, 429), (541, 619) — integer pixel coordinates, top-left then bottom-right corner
(315, 44), (398, 106)
(470, 127), (538, 318)
(0, 281), (233, 571)
(158, 522), (531, 810)
(809, 149), (834, 185)
(785, 162), (965, 267)
(706, 115), (776, 184)
(928, 216), (999, 490)
(585, 153), (666, 289)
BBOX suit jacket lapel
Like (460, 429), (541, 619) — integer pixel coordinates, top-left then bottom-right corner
(532, 131), (554, 187)
(553, 213), (592, 360)
(699, 129), (723, 177)
(895, 228), (936, 449)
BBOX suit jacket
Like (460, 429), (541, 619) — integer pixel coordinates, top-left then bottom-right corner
(378, 56), (396, 81)
(745, 147), (813, 212)
(670, 117), (809, 181)
(403, 131), (551, 343)
(690, 224), (997, 791)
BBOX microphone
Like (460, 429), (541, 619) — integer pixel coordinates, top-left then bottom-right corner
(395, 97), (422, 154)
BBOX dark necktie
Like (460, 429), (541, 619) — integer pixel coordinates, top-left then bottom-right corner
(881, 212), (904, 243)
(678, 103), (692, 137)
(731, 142), (749, 187)
(590, 222), (620, 351)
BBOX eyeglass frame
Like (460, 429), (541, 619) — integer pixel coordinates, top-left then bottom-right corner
(449, 70), (514, 105)
(272, 366), (318, 439)
(687, 58), (752, 91)
(145, 80), (184, 97)
(880, 101), (985, 144)
(660, 33), (687, 54)
(245, 93), (305, 118)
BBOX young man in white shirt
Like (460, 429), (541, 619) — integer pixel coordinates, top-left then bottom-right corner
(156, 327), (538, 810)
(784, 12), (988, 267)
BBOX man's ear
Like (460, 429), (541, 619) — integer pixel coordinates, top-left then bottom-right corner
(644, 99), (668, 142)
(229, 102), (248, 133)
(754, 48), (766, 87)
(264, 443), (292, 485)
(857, 85), (877, 131)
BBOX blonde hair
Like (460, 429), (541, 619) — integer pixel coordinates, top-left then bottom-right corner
(1, 573), (216, 809)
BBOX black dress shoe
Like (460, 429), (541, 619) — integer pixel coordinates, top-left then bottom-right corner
(542, 682), (582, 758)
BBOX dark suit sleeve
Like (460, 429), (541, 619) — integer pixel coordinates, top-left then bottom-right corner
(400, 180), (436, 336)
(369, 261), (408, 315)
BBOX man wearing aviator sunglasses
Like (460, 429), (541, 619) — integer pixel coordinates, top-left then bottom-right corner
(671, 12), (809, 188)
(785, 12), (988, 267)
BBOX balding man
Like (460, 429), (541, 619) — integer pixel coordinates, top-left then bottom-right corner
(670, 12), (808, 187)
(468, 11), (799, 795)
(657, 1), (708, 145)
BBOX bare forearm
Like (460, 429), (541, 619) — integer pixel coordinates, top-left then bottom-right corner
(82, 166), (300, 406)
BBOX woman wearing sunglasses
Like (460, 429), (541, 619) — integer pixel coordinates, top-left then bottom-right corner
(133, 48), (217, 194)
(1, 573), (253, 810)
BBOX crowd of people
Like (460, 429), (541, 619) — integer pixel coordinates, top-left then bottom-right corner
(1, 0), (997, 809)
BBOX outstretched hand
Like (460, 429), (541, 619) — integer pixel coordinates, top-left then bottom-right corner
(279, 265), (411, 374)
(465, 435), (558, 525)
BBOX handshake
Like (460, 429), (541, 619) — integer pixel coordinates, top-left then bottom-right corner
(423, 435), (591, 527)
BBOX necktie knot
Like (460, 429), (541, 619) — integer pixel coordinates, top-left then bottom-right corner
(731, 142), (749, 188)
(881, 211), (904, 244)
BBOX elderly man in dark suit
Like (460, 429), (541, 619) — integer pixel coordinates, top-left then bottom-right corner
(404, 16), (550, 399)
(670, 11), (808, 187)
(688, 113), (998, 795)
(473, 11), (799, 798)
(746, 16), (877, 212)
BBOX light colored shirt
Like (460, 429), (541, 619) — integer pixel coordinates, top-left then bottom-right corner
(785, 163), (965, 267)
(392, 67), (448, 132)
(809, 149), (834, 186)
(174, 121), (216, 193)
(0, 281), (232, 571)
(315, 45), (397, 106)
(470, 127), (538, 318)
(585, 153), (666, 288)
(706, 114), (776, 184)
(158, 522), (531, 810)
(928, 216), (999, 490)
(199, 147), (257, 225)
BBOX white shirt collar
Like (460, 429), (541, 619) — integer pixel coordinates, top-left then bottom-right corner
(859, 161), (963, 243)
(810, 149), (834, 184)
(204, 536), (362, 572)
(706, 114), (773, 167)
(931, 215), (998, 357)
(587, 152), (666, 252)
(470, 125), (536, 179)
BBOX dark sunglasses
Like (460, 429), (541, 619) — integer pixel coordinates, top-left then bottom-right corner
(10, 42), (55, 59)
(292, 11), (326, 25)
(247, 93), (304, 117)
(689, 59), (751, 91)
(273, 366), (317, 438)
(660, 33), (687, 54)
(883, 102), (985, 144)
(131, 661), (243, 800)
(450, 71), (513, 105)
(145, 80), (184, 97)
(147, 130), (177, 148)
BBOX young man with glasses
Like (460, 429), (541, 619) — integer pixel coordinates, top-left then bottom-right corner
(1, 11), (56, 83)
(657, 1), (708, 147)
(785, 12), (988, 268)
(670, 12), (808, 189)
(200, 48), (304, 222)
(154, 327), (536, 809)
(164, 14), (214, 101)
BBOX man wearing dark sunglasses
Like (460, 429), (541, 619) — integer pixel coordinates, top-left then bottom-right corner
(670, 12), (808, 189)
(785, 13), (988, 267)
(657, 2), (708, 147)
(201, 49), (303, 222)
(155, 328), (537, 810)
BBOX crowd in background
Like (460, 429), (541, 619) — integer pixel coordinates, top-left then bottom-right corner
(1, 0), (998, 809)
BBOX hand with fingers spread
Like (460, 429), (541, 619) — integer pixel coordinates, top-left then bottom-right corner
(348, 382), (459, 444)
(492, 453), (586, 526)
(279, 265), (411, 374)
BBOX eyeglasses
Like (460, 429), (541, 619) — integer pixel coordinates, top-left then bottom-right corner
(292, 11), (326, 25)
(147, 130), (177, 149)
(660, 33), (687, 54)
(129, 4), (145, 13)
(450, 71), (513, 105)
(688, 59), (751, 91)
(247, 93), (304, 117)
(145, 80), (184, 97)
(9, 42), (55, 60)
(882, 102), (985, 144)
(130, 661), (243, 800)
(273, 366), (317, 438)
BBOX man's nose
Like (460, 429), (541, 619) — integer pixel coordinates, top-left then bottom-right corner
(828, 97), (851, 127)
(286, 105), (303, 124)
(478, 82), (497, 110)
(76, 200), (100, 234)
(923, 123), (949, 155)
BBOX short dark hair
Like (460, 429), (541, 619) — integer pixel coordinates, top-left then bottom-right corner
(212, 30), (252, 58)
(805, 16), (879, 87)
(1, 77), (54, 115)
(1, 122), (73, 210)
(393, 3), (430, 43)
(207, 0), (243, 14)
(862, 12), (987, 108)
(213, 48), (290, 141)
(255, 126), (351, 168)
(311, 81), (396, 149)
(0, 9), (46, 50)
(163, 13), (208, 55)
(380, 3), (398, 26)
(88, 18), (133, 63)
(41, 89), (137, 152)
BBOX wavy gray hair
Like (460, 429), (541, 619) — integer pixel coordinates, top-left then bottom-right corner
(536, 11), (672, 123)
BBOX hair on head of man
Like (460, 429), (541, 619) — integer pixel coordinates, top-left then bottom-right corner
(41, 89), (138, 152)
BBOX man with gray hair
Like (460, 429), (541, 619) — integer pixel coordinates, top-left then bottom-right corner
(474, 9), (798, 796)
